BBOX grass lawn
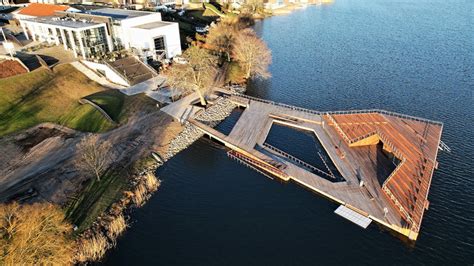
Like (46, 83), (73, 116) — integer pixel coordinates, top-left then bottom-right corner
(85, 89), (157, 124)
(65, 171), (129, 233)
(0, 64), (115, 137)
(65, 157), (157, 233)
(203, 3), (225, 17)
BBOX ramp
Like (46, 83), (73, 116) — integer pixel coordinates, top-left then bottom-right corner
(334, 205), (372, 229)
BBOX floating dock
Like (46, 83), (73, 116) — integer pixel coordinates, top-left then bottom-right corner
(190, 93), (444, 241)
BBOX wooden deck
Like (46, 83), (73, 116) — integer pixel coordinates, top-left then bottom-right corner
(190, 94), (443, 241)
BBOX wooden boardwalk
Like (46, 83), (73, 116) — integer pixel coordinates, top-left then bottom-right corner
(190, 94), (443, 241)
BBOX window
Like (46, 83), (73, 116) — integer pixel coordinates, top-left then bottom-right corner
(154, 36), (165, 52)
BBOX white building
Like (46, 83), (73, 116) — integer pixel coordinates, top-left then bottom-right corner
(18, 6), (181, 60)
(20, 16), (112, 58)
(84, 8), (181, 60)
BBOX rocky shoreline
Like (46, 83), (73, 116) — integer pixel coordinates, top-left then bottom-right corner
(165, 97), (237, 159)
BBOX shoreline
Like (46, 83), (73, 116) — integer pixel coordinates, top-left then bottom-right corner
(75, 93), (241, 262)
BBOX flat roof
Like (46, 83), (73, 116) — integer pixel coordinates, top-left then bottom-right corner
(23, 16), (102, 29)
(133, 21), (173, 30)
(85, 8), (154, 20)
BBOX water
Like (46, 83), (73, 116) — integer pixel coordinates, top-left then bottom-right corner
(102, 0), (473, 264)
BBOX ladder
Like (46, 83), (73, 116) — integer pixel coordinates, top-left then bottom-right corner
(438, 140), (451, 153)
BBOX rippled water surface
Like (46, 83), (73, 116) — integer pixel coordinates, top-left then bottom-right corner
(102, 0), (473, 264)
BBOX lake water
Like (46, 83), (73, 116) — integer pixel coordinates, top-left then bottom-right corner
(102, 0), (473, 264)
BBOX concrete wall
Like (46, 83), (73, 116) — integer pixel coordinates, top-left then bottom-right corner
(82, 60), (130, 86)
(117, 12), (163, 49)
(128, 22), (181, 59)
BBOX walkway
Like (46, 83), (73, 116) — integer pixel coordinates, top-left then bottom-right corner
(189, 93), (444, 241)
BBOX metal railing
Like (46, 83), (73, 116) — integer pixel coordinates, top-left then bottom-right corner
(229, 94), (322, 115)
(228, 151), (275, 180)
(317, 151), (336, 180)
(439, 140), (451, 152)
(325, 109), (442, 126)
(324, 114), (351, 143)
(228, 93), (443, 126)
(227, 150), (289, 179)
(349, 130), (378, 144)
(382, 158), (406, 188)
(261, 143), (333, 179)
(383, 186), (418, 231)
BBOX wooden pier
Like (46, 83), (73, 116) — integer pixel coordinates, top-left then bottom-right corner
(190, 93), (444, 241)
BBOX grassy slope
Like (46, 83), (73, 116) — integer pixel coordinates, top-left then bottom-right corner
(86, 89), (157, 123)
(203, 3), (225, 17)
(66, 91), (157, 233)
(0, 64), (114, 136)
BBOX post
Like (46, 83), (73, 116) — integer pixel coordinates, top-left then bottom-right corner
(20, 21), (29, 40)
(51, 27), (59, 45)
(31, 24), (37, 42)
(104, 25), (114, 52)
(60, 28), (67, 50)
(76, 30), (86, 58)
(67, 30), (77, 58)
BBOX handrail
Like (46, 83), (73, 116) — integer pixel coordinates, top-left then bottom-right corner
(382, 158), (406, 188)
(228, 93), (443, 126)
(349, 130), (378, 144)
(261, 143), (333, 178)
(383, 186), (417, 231)
(228, 151), (275, 180)
(228, 150), (288, 179)
(229, 94), (321, 115)
(325, 114), (351, 144)
(317, 151), (336, 179)
(325, 109), (442, 126)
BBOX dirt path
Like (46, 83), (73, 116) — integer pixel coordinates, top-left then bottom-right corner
(0, 110), (183, 204)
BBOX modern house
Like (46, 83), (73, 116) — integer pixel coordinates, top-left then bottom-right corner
(18, 5), (181, 60)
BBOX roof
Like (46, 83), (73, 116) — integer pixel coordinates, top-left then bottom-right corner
(133, 21), (173, 30)
(18, 3), (69, 17)
(23, 16), (102, 29)
(85, 8), (153, 20)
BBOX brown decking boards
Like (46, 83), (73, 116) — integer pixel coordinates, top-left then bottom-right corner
(191, 94), (443, 241)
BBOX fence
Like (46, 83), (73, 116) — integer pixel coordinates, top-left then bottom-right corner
(229, 93), (443, 126)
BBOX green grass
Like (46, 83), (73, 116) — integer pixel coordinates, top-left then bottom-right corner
(65, 156), (157, 234)
(86, 90), (125, 122)
(65, 171), (129, 233)
(203, 3), (225, 17)
(85, 89), (157, 124)
(0, 65), (115, 137)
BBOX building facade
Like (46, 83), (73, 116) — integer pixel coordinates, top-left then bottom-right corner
(18, 6), (181, 60)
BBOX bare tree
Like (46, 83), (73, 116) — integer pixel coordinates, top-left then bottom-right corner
(76, 135), (112, 181)
(166, 46), (219, 106)
(0, 202), (74, 265)
(241, 0), (264, 15)
(206, 22), (236, 61)
(232, 28), (272, 80)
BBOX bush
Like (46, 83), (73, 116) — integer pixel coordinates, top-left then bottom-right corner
(0, 202), (74, 265)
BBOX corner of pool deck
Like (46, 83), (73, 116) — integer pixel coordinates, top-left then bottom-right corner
(190, 92), (444, 241)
